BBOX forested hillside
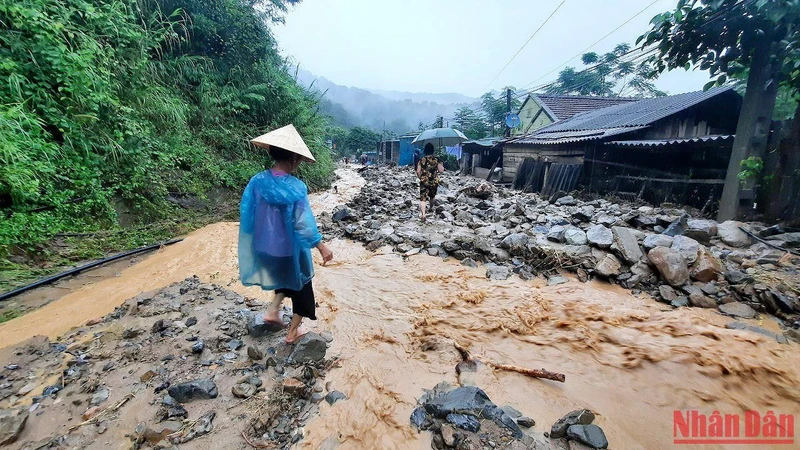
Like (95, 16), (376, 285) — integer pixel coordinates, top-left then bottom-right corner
(0, 0), (333, 266)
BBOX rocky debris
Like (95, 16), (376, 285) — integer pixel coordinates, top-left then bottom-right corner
(333, 166), (799, 338)
(719, 302), (758, 319)
(567, 424), (609, 449)
(169, 410), (216, 444)
(167, 379), (218, 403)
(517, 416), (535, 428)
(717, 221), (751, 247)
(647, 247), (689, 287)
(247, 345), (264, 361)
(0, 408), (28, 446)
(90, 386), (110, 406)
(550, 409), (596, 439)
(586, 225), (613, 249)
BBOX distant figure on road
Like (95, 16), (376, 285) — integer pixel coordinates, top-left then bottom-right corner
(416, 143), (444, 222)
(239, 124), (334, 345)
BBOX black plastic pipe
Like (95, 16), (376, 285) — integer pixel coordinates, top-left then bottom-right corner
(0, 238), (184, 302)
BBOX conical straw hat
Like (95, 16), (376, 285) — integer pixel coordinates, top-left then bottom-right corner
(250, 124), (316, 163)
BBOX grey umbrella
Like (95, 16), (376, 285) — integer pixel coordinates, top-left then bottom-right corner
(412, 128), (469, 149)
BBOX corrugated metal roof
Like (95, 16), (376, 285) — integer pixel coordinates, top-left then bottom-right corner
(506, 126), (648, 145)
(605, 135), (734, 147)
(535, 86), (736, 133)
(534, 94), (638, 121)
(463, 136), (502, 147)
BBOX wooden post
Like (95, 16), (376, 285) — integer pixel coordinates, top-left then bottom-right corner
(717, 37), (783, 221)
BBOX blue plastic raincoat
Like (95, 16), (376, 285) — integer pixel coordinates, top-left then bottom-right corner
(238, 170), (322, 291)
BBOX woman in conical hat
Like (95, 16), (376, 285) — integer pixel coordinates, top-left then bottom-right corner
(239, 124), (333, 344)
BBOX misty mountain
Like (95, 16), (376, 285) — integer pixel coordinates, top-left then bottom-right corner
(296, 68), (479, 134)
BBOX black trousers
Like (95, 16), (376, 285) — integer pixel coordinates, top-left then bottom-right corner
(275, 280), (316, 320)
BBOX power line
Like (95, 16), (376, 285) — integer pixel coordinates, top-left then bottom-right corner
(486, 0), (567, 88)
(515, 0), (662, 94)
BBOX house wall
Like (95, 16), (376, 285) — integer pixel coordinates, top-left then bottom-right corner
(513, 99), (554, 136)
(503, 144), (584, 181)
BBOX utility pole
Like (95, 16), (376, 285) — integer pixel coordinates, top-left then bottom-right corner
(505, 88), (512, 137)
(717, 37), (782, 221)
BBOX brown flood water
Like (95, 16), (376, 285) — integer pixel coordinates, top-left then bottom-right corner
(0, 168), (798, 450)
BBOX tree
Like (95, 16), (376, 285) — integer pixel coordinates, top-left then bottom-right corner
(342, 127), (380, 156)
(453, 106), (487, 139)
(639, 0), (800, 220)
(547, 43), (666, 97)
(480, 88), (521, 136)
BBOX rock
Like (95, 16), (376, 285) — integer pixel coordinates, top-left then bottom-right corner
(690, 250), (723, 282)
(16, 383), (36, 396)
(486, 264), (511, 281)
(325, 391), (347, 405)
(441, 424), (457, 447)
(567, 424), (609, 449)
(718, 302), (757, 319)
(282, 378), (308, 397)
(643, 234), (674, 249)
(247, 346), (264, 361)
(551, 409), (596, 439)
(0, 408), (28, 445)
(167, 379), (218, 403)
(501, 233), (529, 252)
(191, 340), (205, 354)
(724, 270), (753, 286)
(247, 313), (284, 338)
(556, 195), (577, 206)
(168, 410), (215, 444)
(586, 225), (613, 249)
(594, 253), (622, 278)
(727, 322), (788, 344)
(151, 319), (170, 333)
(663, 216), (688, 237)
(185, 317), (198, 327)
(573, 206), (595, 222)
(717, 221), (751, 247)
(659, 285), (678, 302)
(671, 235), (701, 264)
(447, 414), (481, 432)
(548, 276), (569, 286)
(547, 225), (567, 243)
(232, 383), (256, 398)
(771, 232), (800, 248)
(91, 386), (110, 406)
(332, 207), (353, 222)
(500, 406), (522, 419)
(671, 296), (690, 308)
(410, 407), (429, 430)
(647, 247), (689, 287)
(320, 331), (335, 343)
(611, 227), (644, 264)
(461, 258), (478, 268)
(685, 219), (718, 243)
(596, 215), (617, 227)
(423, 386), (494, 419)
(517, 416), (535, 428)
(689, 293), (716, 308)
(565, 228), (588, 246)
(288, 332), (327, 364)
(227, 339), (244, 351)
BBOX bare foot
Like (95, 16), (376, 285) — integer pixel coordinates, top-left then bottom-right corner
(263, 309), (283, 325)
(285, 327), (309, 344)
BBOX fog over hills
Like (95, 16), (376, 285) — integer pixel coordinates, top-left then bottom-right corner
(296, 68), (480, 134)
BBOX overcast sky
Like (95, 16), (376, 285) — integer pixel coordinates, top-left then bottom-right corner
(273, 0), (712, 98)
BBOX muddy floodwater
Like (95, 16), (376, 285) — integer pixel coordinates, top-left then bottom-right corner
(1, 168), (798, 449)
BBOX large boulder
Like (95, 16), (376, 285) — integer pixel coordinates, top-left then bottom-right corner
(567, 424), (609, 449)
(0, 408), (28, 446)
(594, 253), (622, 278)
(167, 379), (218, 403)
(289, 332), (327, 364)
(717, 221), (751, 247)
(671, 235), (701, 264)
(551, 409), (596, 439)
(547, 226), (567, 243)
(565, 228), (588, 246)
(586, 225), (613, 249)
(690, 250), (723, 282)
(685, 219), (718, 244)
(486, 264), (511, 281)
(647, 247), (689, 287)
(719, 302), (757, 319)
(611, 227), (644, 264)
(770, 232), (800, 248)
(247, 313), (285, 338)
(500, 233), (529, 254)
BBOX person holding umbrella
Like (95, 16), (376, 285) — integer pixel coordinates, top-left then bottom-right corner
(416, 143), (444, 222)
(239, 124), (334, 344)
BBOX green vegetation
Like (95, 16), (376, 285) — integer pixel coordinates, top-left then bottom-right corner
(547, 43), (666, 97)
(0, 307), (22, 324)
(0, 0), (334, 276)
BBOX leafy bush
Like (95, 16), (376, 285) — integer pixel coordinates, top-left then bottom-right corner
(0, 0), (332, 257)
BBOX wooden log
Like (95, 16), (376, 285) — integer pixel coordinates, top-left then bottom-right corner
(454, 342), (565, 383)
